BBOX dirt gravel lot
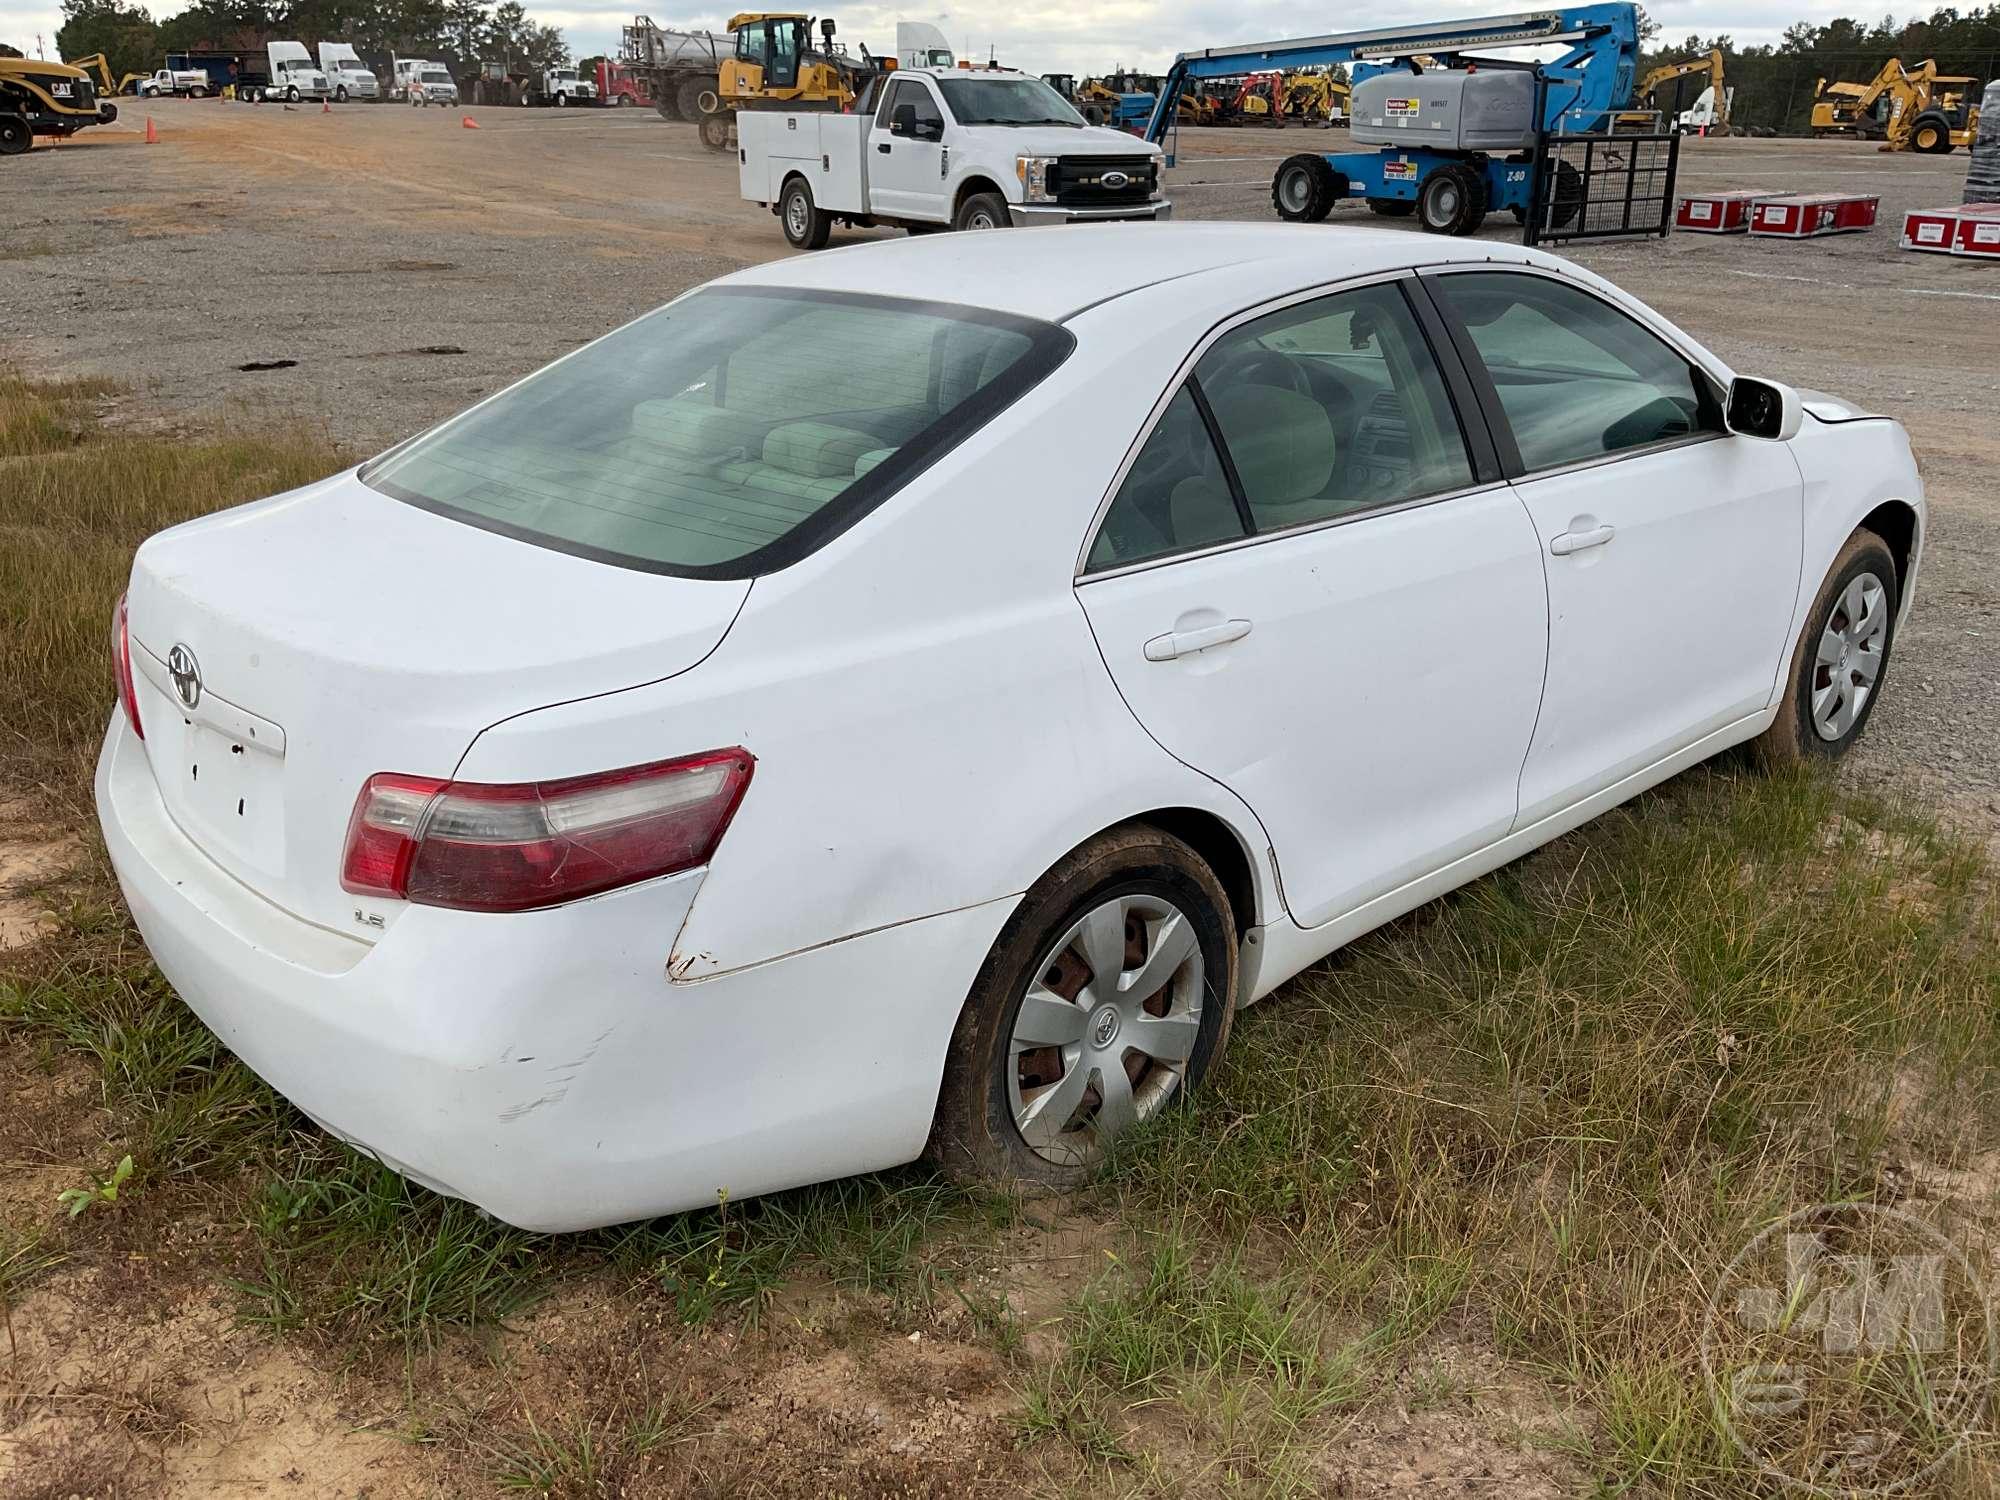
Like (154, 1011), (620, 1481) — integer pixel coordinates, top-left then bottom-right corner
(8, 99), (1997, 837)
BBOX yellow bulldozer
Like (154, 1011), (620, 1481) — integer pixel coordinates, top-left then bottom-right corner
(1, 55), (120, 156)
(1812, 58), (1981, 153)
(700, 12), (879, 149)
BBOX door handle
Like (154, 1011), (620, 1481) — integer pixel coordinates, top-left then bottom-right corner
(1550, 523), (1616, 556)
(1143, 618), (1252, 662)
(876, 142), (891, 153)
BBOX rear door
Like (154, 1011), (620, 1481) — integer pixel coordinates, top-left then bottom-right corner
(1076, 277), (1550, 931)
(868, 78), (948, 220)
(1424, 268), (1803, 825)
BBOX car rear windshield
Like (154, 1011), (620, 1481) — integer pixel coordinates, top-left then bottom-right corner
(362, 287), (1072, 577)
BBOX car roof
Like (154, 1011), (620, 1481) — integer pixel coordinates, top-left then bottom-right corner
(718, 223), (1554, 324)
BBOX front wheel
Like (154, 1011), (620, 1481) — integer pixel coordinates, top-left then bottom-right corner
(0, 114), (30, 155)
(334, 86), (347, 103)
(555, 91), (568, 107)
(779, 177), (831, 250)
(953, 191), (1009, 231)
(1271, 153), (1339, 223)
(927, 825), (1237, 1188)
(1417, 163), (1488, 236)
(697, 111), (730, 151)
(1752, 529), (1899, 766)
(286, 86), (299, 103)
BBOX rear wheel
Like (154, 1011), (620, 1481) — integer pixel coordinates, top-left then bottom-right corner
(1910, 114), (1952, 153)
(0, 114), (30, 155)
(678, 78), (712, 120)
(1417, 163), (1488, 236)
(191, 85), (208, 99)
(779, 176), (832, 250)
(697, 111), (730, 151)
(954, 191), (1009, 231)
(1752, 529), (1899, 767)
(1271, 154), (1339, 222)
(928, 825), (1237, 1188)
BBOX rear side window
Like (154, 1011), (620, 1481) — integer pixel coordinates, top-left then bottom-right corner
(1429, 272), (1720, 472)
(363, 288), (1070, 577)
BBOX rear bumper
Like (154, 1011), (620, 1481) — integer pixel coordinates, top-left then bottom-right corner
(1009, 200), (1173, 227)
(96, 715), (1011, 1231)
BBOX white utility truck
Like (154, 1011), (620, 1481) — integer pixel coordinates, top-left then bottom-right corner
(262, 42), (330, 101)
(532, 65), (597, 105)
(138, 68), (211, 97)
(317, 43), (379, 102)
(393, 57), (459, 106)
(738, 67), (1170, 249)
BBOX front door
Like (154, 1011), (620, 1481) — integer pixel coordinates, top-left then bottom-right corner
(868, 78), (947, 220)
(1076, 279), (1549, 931)
(1425, 269), (1804, 825)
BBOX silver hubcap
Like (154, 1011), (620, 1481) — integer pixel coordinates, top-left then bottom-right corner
(1431, 184), (1458, 220)
(786, 195), (808, 238)
(1811, 570), (1888, 741)
(969, 210), (998, 229)
(1007, 893), (1205, 1167)
(1281, 172), (1308, 212)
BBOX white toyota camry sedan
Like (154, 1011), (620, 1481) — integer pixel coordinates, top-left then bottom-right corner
(99, 225), (1923, 1231)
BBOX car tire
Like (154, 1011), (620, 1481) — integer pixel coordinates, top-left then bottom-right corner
(779, 176), (832, 250)
(1752, 528), (1900, 768)
(0, 114), (30, 155)
(928, 824), (1238, 1190)
(1271, 153), (1339, 222)
(1417, 163), (1487, 235)
(1367, 197), (1417, 217)
(954, 191), (1010, 231)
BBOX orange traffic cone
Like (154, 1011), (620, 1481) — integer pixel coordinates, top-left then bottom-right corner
(143, 117), (158, 144)
(461, 114), (479, 129)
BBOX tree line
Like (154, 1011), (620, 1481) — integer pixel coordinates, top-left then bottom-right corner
(52, 0), (570, 83)
(1638, 5), (1998, 132)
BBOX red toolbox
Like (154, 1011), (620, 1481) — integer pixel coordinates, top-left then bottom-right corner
(1676, 189), (1780, 233)
(1676, 190), (1775, 233)
(1749, 193), (1881, 239)
(1953, 203), (2000, 259)
(1901, 205), (1969, 252)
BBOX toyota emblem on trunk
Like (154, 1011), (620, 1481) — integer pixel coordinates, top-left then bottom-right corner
(167, 643), (202, 710)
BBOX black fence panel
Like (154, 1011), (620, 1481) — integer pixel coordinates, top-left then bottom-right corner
(1524, 131), (1680, 246)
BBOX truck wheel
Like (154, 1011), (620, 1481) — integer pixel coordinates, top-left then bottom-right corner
(780, 177), (832, 250)
(1366, 197), (1416, 217)
(286, 85), (300, 103)
(655, 91), (682, 120)
(1271, 154), (1339, 223)
(555, 90), (568, 107)
(1417, 164), (1487, 236)
(334, 86), (347, 103)
(1910, 114), (1951, 153)
(954, 191), (1010, 231)
(677, 78), (710, 120)
(697, 112), (731, 151)
(0, 115), (31, 155)
(190, 85), (208, 99)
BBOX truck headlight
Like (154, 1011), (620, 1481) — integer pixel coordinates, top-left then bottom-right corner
(1016, 155), (1059, 204)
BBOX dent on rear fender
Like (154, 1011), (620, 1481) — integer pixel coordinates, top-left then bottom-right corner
(495, 1027), (614, 1123)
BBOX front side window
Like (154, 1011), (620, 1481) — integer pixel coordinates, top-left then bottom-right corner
(880, 78), (942, 130)
(1195, 282), (1473, 533)
(1429, 271), (1720, 472)
(365, 289), (1069, 576)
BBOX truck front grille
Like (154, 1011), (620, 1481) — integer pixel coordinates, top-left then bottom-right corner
(1050, 156), (1157, 207)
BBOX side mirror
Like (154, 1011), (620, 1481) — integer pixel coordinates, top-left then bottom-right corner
(1726, 377), (1803, 442)
(890, 102), (916, 136)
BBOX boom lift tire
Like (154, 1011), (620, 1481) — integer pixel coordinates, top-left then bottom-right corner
(1417, 163), (1488, 236)
(779, 176), (833, 250)
(1367, 198), (1416, 216)
(1271, 154), (1341, 222)
(698, 111), (731, 151)
(1509, 158), (1582, 229)
(0, 114), (30, 155)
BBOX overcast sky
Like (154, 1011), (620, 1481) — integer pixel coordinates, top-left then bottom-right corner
(3, 0), (1882, 73)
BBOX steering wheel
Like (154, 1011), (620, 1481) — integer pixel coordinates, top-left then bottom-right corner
(1206, 346), (1313, 401)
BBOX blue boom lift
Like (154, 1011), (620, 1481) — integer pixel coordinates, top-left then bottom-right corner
(1144, 5), (1641, 236)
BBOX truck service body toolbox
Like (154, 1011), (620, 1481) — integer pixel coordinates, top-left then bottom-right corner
(737, 67), (1168, 247)
(1749, 192), (1880, 238)
(1676, 188), (1780, 233)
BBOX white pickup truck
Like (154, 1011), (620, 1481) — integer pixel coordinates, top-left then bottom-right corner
(738, 67), (1170, 249)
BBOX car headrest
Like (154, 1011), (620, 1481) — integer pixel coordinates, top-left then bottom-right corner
(762, 422), (879, 480)
(1208, 387), (1335, 516)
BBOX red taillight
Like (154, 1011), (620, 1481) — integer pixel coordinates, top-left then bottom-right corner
(112, 592), (143, 741)
(339, 750), (754, 913)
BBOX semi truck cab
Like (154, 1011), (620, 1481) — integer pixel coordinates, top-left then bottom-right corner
(317, 43), (379, 102)
(738, 67), (1169, 248)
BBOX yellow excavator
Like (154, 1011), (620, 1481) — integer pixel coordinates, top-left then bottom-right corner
(1621, 48), (1728, 134)
(702, 12), (877, 147)
(66, 53), (149, 97)
(1281, 71), (1348, 125)
(1, 55), (120, 156)
(1812, 58), (1981, 153)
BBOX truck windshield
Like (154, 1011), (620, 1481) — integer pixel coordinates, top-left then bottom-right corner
(421, 70), (450, 82)
(937, 77), (1085, 127)
(362, 288), (1073, 577)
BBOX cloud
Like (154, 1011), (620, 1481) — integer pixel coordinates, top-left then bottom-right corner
(0, 0), (1895, 79)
